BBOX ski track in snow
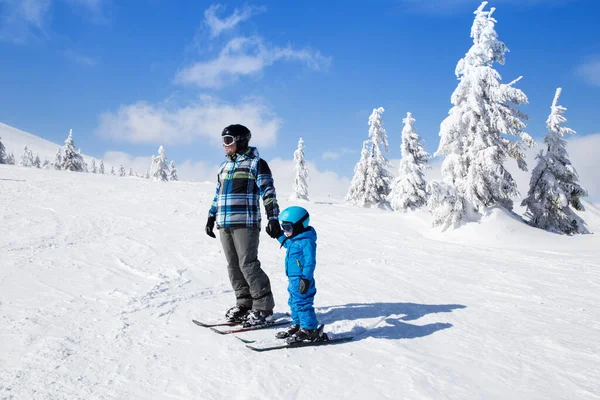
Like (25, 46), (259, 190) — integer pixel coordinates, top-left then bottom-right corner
(1, 165), (600, 399)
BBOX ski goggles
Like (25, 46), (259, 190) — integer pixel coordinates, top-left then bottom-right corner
(222, 135), (238, 146)
(280, 222), (294, 232)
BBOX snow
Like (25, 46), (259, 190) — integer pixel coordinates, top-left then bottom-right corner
(1, 164), (599, 399)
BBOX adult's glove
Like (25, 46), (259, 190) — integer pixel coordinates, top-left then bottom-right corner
(298, 278), (311, 295)
(265, 219), (281, 239)
(205, 216), (216, 238)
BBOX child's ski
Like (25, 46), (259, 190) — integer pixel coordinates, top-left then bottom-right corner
(246, 336), (354, 352)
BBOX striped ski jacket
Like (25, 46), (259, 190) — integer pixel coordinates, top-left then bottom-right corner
(208, 147), (280, 229)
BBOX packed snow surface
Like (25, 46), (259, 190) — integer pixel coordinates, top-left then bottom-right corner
(1, 165), (599, 399)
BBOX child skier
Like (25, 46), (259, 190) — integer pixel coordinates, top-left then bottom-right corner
(275, 206), (324, 343)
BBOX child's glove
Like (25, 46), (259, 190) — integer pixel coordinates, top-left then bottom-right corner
(298, 278), (311, 294)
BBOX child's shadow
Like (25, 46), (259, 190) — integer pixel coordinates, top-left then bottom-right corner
(316, 302), (466, 341)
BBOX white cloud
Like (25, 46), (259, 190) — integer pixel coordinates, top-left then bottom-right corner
(576, 58), (600, 87)
(0, 0), (106, 43)
(64, 49), (96, 66)
(0, 0), (51, 43)
(102, 151), (151, 175)
(96, 95), (282, 148)
(268, 158), (351, 200)
(322, 148), (355, 160)
(204, 4), (265, 38)
(176, 35), (331, 89)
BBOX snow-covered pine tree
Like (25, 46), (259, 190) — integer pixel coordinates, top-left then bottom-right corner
(119, 165), (126, 177)
(61, 129), (85, 172)
(431, 2), (534, 229)
(33, 155), (41, 168)
(6, 153), (15, 165)
(20, 146), (34, 167)
(150, 146), (169, 182)
(389, 112), (431, 211)
(54, 148), (63, 170)
(522, 88), (589, 234)
(91, 159), (97, 173)
(346, 107), (392, 207)
(110, 166), (115, 175)
(42, 159), (50, 169)
(99, 159), (105, 174)
(129, 168), (134, 177)
(290, 137), (309, 201)
(169, 161), (178, 181)
(0, 136), (6, 164)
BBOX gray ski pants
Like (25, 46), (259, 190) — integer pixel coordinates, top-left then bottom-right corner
(219, 227), (275, 311)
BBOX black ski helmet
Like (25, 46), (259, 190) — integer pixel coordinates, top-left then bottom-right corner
(222, 124), (251, 151)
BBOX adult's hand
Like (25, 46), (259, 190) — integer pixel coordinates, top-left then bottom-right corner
(265, 219), (281, 239)
(205, 216), (216, 238)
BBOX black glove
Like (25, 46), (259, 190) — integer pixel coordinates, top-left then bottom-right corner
(265, 219), (281, 239)
(298, 278), (311, 295)
(205, 216), (216, 238)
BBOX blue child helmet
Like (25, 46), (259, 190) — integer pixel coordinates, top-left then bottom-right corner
(278, 206), (310, 229)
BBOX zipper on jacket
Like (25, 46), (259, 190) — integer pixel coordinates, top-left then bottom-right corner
(295, 259), (303, 271)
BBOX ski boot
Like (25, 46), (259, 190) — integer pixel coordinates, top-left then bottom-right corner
(275, 324), (300, 339)
(286, 325), (328, 344)
(225, 305), (250, 323)
(243, 309), (274, 327)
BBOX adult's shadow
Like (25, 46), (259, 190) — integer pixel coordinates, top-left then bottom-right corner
(316, 302), (466, 341)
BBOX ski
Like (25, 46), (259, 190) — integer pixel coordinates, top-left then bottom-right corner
(192, 319), (239, 328)
(246, 336), (354, 352)
(210, 319), (290, 335)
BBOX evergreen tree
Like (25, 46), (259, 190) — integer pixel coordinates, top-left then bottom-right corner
(129, 168), (134, 177)
(346, 107), (391, 207)
(169, 161), (178, 181)
(6, 153), (15, 165)
(522, 88), (589, 234)
(110, 166), (115, 175)
(91, 159), (97, 173)
(431, 2), (533, 228)
(389, 112), (431, 211)
(42, 159), (50, 169)
(99, 159), (105, 174)
(150, 146), (169, 182)
(119, 165), (126, 177)
(291, 138), (309, 201)
(20, 145), (34, 167)
(33, 155), (41, 168)
(61, 129), (85, 172)
(54, 148), (63, 170)
(0, 136), (6, 164)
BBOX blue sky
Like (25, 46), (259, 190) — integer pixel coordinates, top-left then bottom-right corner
(1, 0), (599, 194)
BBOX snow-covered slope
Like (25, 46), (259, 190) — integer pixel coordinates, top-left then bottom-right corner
(1, 165), (599, 399)
(0, 122), (99, 167)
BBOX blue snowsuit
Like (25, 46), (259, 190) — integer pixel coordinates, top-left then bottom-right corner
(277, 227), (319, 330)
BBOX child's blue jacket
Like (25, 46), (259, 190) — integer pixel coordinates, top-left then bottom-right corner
(277, 227), (317, 280)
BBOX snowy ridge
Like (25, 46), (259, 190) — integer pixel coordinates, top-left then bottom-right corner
(1, 165), (599, 399)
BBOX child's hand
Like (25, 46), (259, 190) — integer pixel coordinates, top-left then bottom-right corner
(298, 278), (310, 294)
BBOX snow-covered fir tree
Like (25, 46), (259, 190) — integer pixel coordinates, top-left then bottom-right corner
(91, 159), (97, 173)
(522, 88), (588, 234)
(290, 138), (309, 201)
(61, 129), (85, 172)
(119, 165), (126, 177)
(33, 155), (41, 168)
(346, 107), (392, 207)
(0, 136), (6, 164)
(389, 112), (431, 211)
(430, 2), (534, 228)
(168, 161), (178, 181)
(110, 166), (115, 175)
(129, 168), (134, 177)
(42, 159), (50, 169)
(150, 146), (169, 182)
(54, 148), (63, 170)
(20, 146), (34, 167)
(99, 159), (105, 174)
(6, 152), (15, 165)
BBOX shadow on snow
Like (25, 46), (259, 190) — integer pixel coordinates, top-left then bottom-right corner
(315, 302), (466, 341)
